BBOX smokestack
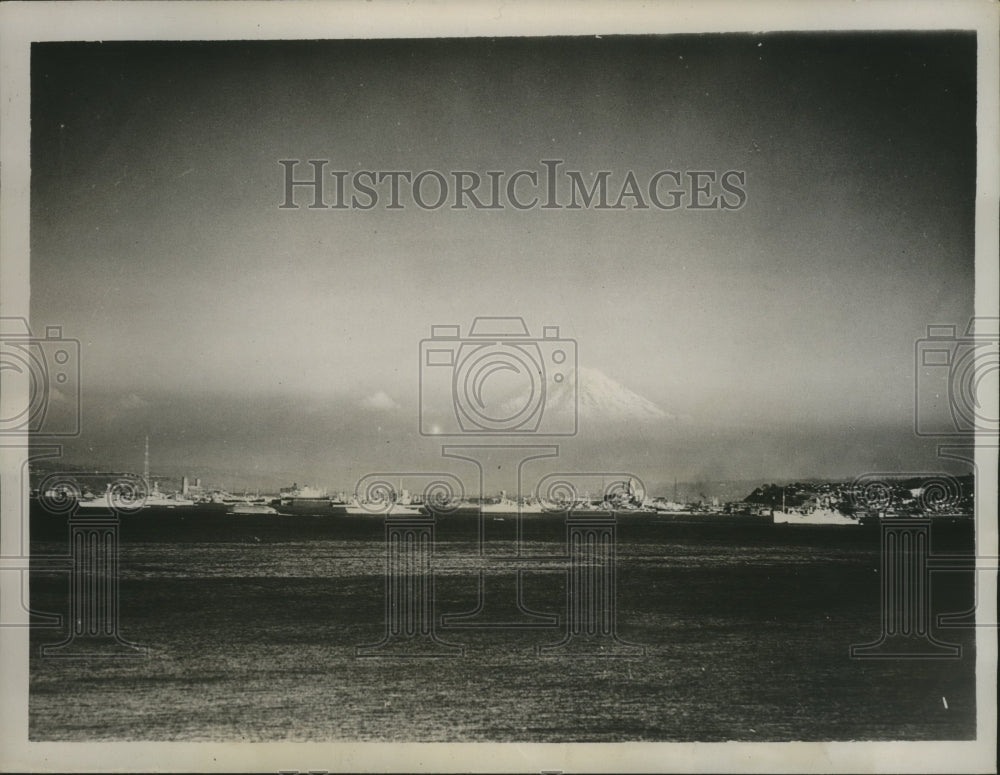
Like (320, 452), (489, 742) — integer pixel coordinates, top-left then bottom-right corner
(182, 476), (189, 495)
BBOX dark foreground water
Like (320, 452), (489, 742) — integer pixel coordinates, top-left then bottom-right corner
(29, 509), (977, 741)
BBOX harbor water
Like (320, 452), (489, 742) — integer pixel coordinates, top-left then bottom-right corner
(28, 508), (977, 741)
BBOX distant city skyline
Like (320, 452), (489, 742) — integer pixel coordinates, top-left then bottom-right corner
(29, 34), (976, 489)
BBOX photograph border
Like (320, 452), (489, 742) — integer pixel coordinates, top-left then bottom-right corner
(1, 1), (997, 772)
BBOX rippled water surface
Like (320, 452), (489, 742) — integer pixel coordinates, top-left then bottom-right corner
(29, 511), (977, 741)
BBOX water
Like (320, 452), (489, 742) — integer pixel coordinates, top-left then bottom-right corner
(29, 510), (977, 741)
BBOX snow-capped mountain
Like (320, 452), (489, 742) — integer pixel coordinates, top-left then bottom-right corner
(503, 366), (672, 423)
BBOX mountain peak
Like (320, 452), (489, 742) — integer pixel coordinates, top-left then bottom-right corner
(573, 366), (672, 422)
(500, 365), (672, 423)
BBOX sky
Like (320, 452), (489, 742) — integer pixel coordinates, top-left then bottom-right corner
(28, 33), (977, 493)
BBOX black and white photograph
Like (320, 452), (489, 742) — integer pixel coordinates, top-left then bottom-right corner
(0, 1), (997, 772)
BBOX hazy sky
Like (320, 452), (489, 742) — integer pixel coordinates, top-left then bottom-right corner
(29, 34), (976, 490)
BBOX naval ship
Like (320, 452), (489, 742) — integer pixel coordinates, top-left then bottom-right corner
(273, 484), (348, 516)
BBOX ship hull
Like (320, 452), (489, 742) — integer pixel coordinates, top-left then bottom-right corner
(272, 498), (348, 516)
(655, 510), (773, 525)
(773, 509), (860, 526)
(228, 504), (279, 516)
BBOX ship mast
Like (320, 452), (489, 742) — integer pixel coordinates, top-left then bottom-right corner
(144, 436), (150, 489)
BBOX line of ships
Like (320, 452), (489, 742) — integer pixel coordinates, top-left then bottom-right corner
(45, 481), (898, 526)
(35, 443), (968, 526)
